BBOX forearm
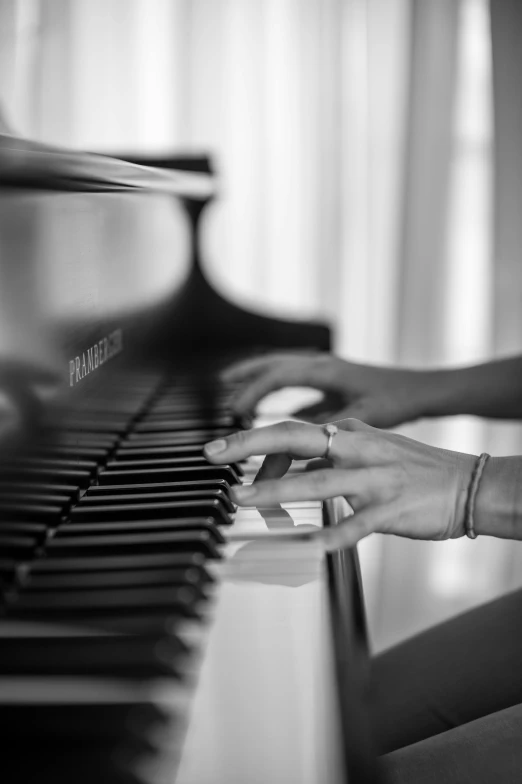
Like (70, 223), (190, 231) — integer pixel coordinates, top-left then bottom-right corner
(420, 355), (522, 420)
(474, 457), (522, 539)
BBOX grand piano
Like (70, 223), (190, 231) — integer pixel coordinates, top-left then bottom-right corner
(0, 133), (378, 783)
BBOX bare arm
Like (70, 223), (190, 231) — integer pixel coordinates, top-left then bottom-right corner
(420, 356), (522, 420)
(224, 352), (522, 428)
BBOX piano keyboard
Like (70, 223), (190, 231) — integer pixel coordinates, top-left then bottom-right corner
(0, 368), (252, 783)
(0, 367), (375, 784)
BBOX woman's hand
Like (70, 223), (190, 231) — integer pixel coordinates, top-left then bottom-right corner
(204, 418), (476, 550)
(223, 353), (436, 428)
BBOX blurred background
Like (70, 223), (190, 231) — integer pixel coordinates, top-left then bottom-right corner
(1, 0), (522, 653)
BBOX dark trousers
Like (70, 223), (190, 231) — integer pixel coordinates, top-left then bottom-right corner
(371, 589), (522, 783)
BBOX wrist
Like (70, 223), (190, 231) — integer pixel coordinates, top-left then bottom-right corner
(411, 369), (463, 419)
(473, 457), (522, 539)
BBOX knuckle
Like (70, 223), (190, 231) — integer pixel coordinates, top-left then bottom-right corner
(281, 419), (299, 438)
(380, 464), (404, 499)
(358, 514), (374, 538)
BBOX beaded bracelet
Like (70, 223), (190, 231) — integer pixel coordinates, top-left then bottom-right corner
(464, 452), (490, 539)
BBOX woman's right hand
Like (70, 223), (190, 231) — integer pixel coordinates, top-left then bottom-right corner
(204, 417), (477, 548)
(223, 352), (436, 429)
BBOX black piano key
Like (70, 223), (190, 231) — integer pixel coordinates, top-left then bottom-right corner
(141, 412), (232, 424)
(66, 612), (190, 636)
(0, 535), (39, 558)
(78, 488), (234, 513)
(145, 405), (230, 417)
(106, 456), (208, 469)
(0, 701), (168, 740)
(114, 444), (205, 458)
(0, 482), (80, 501)
(27, 551), (212, 575)
(124, 428), (233, 445)
(134, 415), (236, 432)
(24, 566), (209, 593)
(53, 432), (120, 449)
(9, 584), (201, 618)
(57, 406), (137, 420)
(0, 522), (49, 540)
(0, 559), (18, 579)
(69, 401), (150, 415)
(56, 519), (225, 545)
(85, 478), (232, 496)
(0, 635), (188, 677)
(142, 408), (251, 428)
(3, 752), (145, 784)
(0, 467), (92, 489)
(46, 417), (130, 434)
(69, 499), (230, 526)
(45, 528), (222, 558)
(1, 456), (99, 472)
(98, 465), (240, 486)
(0, 502), (65, 524)
(0, 492), (71, 508)
(105, 456), (243, 476)
(31, 445), (110, 460)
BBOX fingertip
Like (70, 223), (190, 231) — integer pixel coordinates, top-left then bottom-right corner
(231, 483), (257, 504)
(203, 438), (228, 460)
(316, 527), (358, 552)
(221, 367), (240, 382)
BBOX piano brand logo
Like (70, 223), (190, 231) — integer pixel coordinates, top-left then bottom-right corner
(69, 328), (123, 387)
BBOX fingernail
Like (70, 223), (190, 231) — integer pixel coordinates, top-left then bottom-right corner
(204, 439), (227, 456)
(232, 484), (257, 503)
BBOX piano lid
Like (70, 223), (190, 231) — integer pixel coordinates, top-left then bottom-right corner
(0, 133), (330, 453)
(0, 132), (214, 198)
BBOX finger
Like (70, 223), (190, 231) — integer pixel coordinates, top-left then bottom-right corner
(204, 420), (375, 468)
(229, 368), (290, 415)
(229, 357), (331, 415)
(229, 357), (327, 415)
(254, 453), (293, 482)
(205, 421), (330, 464)
(315, 508), (380, 551)
(230, 467), (375, 507)
(305, 458), (331, 472)
(293, 391), (345, 422)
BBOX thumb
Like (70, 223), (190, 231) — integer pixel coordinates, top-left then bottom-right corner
(254, 453), (293, 482)
(317, 510), (375, 551)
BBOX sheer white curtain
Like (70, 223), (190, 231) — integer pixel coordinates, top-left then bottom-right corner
(1, 0), (521, 651)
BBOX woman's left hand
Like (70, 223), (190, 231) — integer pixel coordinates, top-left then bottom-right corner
(203, 419), (477, 550)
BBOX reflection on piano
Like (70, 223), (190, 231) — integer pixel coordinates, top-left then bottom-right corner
(0, 135), (377, 783)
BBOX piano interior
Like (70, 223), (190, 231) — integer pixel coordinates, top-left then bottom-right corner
(0, 139), (377, 783)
